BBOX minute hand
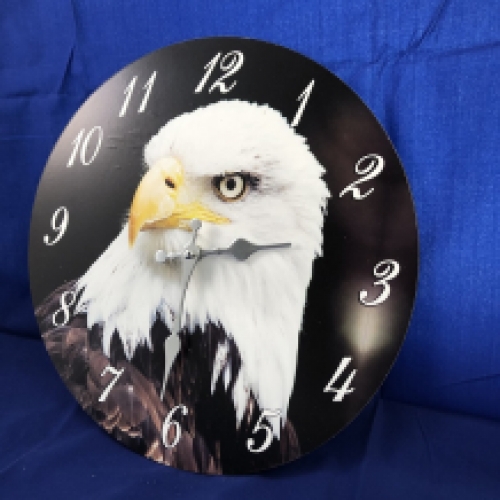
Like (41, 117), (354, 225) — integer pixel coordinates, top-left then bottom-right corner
(200, 239), (291, 261)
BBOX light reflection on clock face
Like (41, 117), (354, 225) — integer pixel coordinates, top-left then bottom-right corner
(29, 37), (418, 474)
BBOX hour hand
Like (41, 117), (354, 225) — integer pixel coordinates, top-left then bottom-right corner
(159, 219), (202, 400)
(201, 239), (291, 261)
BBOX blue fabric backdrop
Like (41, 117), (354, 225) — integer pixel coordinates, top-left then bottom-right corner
(1, 1), (499, 498)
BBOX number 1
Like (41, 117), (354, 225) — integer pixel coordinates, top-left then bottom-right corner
(291, 79), (315, 127)
(138, 71), (157, 113)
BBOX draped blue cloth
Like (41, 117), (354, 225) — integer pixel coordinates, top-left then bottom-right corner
(1, 1), (499, 498)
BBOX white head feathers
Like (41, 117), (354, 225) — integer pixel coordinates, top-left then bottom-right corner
(77, 100), (330, 434)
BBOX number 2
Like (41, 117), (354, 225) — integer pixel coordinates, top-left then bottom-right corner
(339, 154), (385, 200)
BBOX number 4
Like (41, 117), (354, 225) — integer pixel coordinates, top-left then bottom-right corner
(324, 357), (357, 402)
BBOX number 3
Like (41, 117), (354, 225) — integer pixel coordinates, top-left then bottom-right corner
(359, 259), (400, 306)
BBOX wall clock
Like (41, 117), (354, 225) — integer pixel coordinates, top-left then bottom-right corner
(29, 37), (418, 475)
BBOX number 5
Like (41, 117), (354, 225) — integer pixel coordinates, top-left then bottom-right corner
(246, 409), (281, 454)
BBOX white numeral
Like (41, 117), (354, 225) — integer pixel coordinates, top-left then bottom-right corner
(98, 366), (125, 402)
(291, 79), (315, 127)
(119, 76), (137, 117)
(194, 51), (244, 94)
(52, 290), (77, 327)
(339, 154), (385, 200)
(67, 126), (103, 167)
(43, 206), (69, 246)
(246, 409), (281, 454)
(162, 404), (188, 449)
(324, 357), (356, 402)
(360, 259), (400, 306)
(139, 71), (157, 113)
(119, 71), (157, 117)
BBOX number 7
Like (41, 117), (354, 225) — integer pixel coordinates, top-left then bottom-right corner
(98, 366), (125, 402)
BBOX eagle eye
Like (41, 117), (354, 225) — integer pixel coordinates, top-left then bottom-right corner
(165, 178), (175, 189)
(213, 174), (248, 201)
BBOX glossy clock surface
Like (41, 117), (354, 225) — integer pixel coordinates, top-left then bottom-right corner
(29, 37), (418, 474)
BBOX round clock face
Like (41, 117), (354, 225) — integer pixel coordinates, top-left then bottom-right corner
(29, 37), (418, 475)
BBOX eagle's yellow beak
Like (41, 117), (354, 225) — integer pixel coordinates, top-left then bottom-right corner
(128, 157), (229, 246)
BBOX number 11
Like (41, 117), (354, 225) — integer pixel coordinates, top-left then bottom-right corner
(119, 71), (157, 117)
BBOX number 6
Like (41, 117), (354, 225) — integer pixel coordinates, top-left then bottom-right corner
(162, 404), (188, 448)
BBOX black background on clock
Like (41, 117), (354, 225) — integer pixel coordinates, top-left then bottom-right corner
(29, 38), (418, 468)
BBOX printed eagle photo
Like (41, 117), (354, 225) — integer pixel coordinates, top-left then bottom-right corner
(36, 100), (330, 474)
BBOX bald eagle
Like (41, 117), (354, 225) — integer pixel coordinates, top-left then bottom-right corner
(38, 100), (330, 474)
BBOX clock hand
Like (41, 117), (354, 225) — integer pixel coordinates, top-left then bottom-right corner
(159, 219), (202, 400)
(156, 237), (291, 263)
(200, 239), (291, 261)
(157, 223), (291, 400)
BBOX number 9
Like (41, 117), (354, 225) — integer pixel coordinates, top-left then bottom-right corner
(43, 206), (69, 246)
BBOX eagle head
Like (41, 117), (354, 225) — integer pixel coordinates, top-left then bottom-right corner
(77, 100), (330, 434)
